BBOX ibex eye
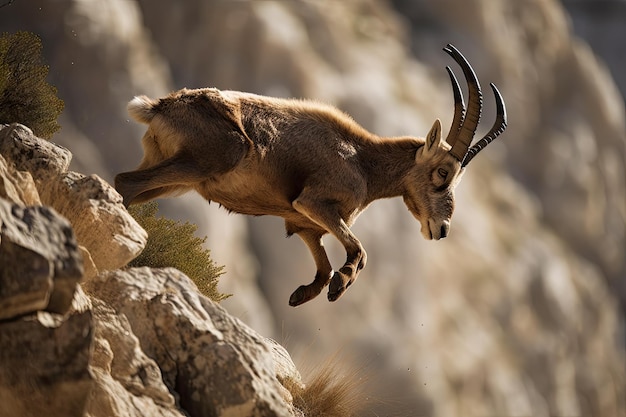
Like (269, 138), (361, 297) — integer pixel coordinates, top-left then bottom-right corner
(437, 168), (448, 179)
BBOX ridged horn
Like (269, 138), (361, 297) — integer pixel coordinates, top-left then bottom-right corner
(443, 44), (483, 162)
(461, 83), (508, 167)
(443, 66), (465, 148)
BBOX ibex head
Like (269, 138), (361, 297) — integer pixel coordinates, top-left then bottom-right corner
(404, 44), (507, 241)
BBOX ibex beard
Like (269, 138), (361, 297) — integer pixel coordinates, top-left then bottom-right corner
(115, 44), (507, 307)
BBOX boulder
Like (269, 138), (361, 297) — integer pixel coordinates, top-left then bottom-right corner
(85, 267), (300, 417)
(0, 154), (40, 206)
(0, 309), (94, 417)
(0, 123), (147, 272)
(0, 123), (71, 180)
(86, 298), (184, 417)
(38, 171), (147, 272)
(0, 284), (185, 417)
(0, 198), (83, 318)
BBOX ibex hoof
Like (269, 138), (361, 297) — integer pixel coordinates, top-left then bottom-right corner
(327, 270), (354, 302)
(289, 284), (320, 307)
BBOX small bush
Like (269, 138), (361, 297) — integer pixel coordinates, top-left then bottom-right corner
(128, 201), (229, 302)
(0, 31), (64, 139)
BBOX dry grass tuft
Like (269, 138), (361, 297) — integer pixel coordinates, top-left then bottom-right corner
(284, 354), (370, 417)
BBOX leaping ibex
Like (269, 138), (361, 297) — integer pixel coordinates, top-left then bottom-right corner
(115, 44), (507, 306)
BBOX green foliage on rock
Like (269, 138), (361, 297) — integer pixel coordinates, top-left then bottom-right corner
(0, 31), (64, 139)
(128, 201), (229, 302)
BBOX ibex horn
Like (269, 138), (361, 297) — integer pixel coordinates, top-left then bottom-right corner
(443, 44), (483, 162)
(461, 83), (508, 167)
(443, 66), (466, 148)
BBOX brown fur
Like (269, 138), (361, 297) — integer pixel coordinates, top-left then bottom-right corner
(115, 87), (467, 306)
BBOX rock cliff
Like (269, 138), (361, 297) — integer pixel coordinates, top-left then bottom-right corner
(1, 0), (625, 416)
(0, 124), (304, 416)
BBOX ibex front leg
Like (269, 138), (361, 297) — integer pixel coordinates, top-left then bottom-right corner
(287, 226), (333, 307)
(292, 191), (367, 303)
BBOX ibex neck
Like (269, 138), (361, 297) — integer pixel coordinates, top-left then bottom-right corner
(362, 136), (423, 202)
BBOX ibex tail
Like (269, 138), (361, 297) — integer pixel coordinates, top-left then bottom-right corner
(127, 95), (158, 124)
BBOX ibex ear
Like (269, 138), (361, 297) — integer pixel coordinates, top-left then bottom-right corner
(422, 119), (442, 158)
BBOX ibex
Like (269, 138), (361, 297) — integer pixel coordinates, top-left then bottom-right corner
(115, 44), (507, 306)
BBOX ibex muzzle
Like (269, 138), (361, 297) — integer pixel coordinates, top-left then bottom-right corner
(115, 44), (507, 306)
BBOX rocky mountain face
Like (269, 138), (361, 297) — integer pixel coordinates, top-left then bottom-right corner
(1, 0), (625, 416)
(0, 124), (305, 416)
(563, 0), (626, 100)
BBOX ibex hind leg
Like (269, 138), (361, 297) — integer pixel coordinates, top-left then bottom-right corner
(287, 225), (333, 307)
(327, 250), (367, 302)
(115, 152), (207, 207)
(126, 185), (188, 205)
(292, 191), (367, 303)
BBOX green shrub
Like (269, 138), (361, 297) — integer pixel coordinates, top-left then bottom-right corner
(0, 31), (64, 139)
(128, 201), (229, 302)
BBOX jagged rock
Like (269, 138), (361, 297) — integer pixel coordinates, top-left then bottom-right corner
(0, 309), (94, 417)
(0, 270), (185, 417)
(0, 198), (83, 318)
(38, 171), (147, 272)
(87, 298), (183, 417)
(0, 154), (40, 206)
(0, 123), (71, 181)
(0, 276), (187, 417)
(0, 123), (147, 272)
(85, 267), (300, 417)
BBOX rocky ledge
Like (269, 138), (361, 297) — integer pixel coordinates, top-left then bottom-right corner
(0, 123), (304, 417)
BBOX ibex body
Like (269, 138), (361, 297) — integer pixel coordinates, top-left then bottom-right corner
(116, 45), (507, 306)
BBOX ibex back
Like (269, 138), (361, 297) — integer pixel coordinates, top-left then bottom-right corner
(115, 44), (507, 306)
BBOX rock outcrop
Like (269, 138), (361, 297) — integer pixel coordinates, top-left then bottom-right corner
(85, 268), (300, 417)
(0, 124), (147, 274)
(0, 125), (304, 417)
(0, 198), (82, 318)
(0, 307), (94, 417)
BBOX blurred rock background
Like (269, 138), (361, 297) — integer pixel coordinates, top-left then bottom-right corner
(2, 0), (624, 415)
